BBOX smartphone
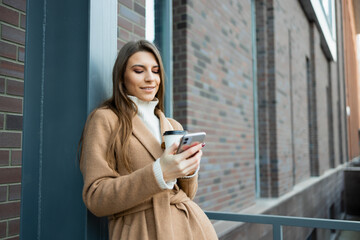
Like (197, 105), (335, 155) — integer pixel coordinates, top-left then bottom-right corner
(176, 132), (206, 154)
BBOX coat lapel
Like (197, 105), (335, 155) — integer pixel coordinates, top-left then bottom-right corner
(132, 110), (173, 160)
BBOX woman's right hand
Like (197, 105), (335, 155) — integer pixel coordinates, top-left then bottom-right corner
(159, 142), (204, 181)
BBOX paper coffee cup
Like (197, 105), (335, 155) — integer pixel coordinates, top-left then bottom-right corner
(163, 130), (187, 149)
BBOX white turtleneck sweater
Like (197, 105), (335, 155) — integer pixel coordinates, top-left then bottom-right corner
(128, 96), (176, 189)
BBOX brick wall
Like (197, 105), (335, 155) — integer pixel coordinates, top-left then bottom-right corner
(256, 0), (277, 198)
(117, 0), (145, 50)
(276, 0), (312, 186)
(314, 26), (331, 175)
(255, 0), (344, 198)
(273, 0), (295, 196)
(173, 0), (256, 212)
(308, 22), (320, 177)
(172, 0), (346, 217)
(0, 0), (26, 239)
(335, 0), (347, 165)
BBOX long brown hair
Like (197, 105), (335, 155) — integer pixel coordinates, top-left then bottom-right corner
(80, 40), (165, 173)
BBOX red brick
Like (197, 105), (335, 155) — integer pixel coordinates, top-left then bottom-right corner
(1, 24), (25, 45)
(3, 0), (26, 12)
(118, 16), (133, 32)
(0, 6), (19, 26)
(18, 47), (25, 62)
(6, 80), (24, 96)
(9, 184), (21, 201)
(0, 202), (21, 220)
(11, 150), (21, 166)
(119, 28), (130, 42)
(6, 114), (23, 131)
(0, 41), (17, 60)
(0, 60), (24, 79)
(20, 14), (26, 29)
(0, 78), (4, 93)
(119, 0), (133, 9)
(8, 218), (20, 236)
(0, 113), (4, 130)
(0, 186), (7, 202)
(135, 0), (145, 6)
(0, 96), (23, 113)
(0, 132), (22, 148)
(0, 221), (6, 237)
(133, 24), (144, 37)
(134, 3), (145, 16)
(0, 168), (21, 184)
(0, 150), (9, 166)
(140, 16), (145, 28)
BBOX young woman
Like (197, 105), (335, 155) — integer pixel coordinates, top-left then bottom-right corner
(79, 40), (218, 240)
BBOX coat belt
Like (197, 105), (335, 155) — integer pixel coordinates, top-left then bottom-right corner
(110, 188), (191, 240)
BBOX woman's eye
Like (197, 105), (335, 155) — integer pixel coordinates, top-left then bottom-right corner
(153, 69), (159, 74)
(134, 70), (143, 74)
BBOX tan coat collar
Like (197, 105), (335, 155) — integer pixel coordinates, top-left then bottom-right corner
(132, 109), (173, 160)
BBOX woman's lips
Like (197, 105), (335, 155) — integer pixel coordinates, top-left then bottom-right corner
(140, 87), (155, 92)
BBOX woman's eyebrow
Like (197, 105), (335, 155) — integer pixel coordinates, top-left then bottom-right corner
(131, 64), (159, 68)
(131, 64), (145, 68)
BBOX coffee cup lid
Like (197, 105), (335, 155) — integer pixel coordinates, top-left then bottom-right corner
(163, 130), (187, 136)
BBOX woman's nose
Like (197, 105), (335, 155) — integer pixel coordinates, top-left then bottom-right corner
(145, 71), (155, 81)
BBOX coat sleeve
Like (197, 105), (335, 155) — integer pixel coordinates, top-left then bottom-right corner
(167, 118), (199, 200)
(80, 109), (163, 217)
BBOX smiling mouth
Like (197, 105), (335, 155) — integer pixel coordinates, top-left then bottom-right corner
(141, 87), (155, 90)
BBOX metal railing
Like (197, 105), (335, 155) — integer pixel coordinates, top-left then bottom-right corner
(205, 211), (360, 240)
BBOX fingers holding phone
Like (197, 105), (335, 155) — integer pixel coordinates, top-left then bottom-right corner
(176, 132), (206, 154)
(178, 142), (204, 160)
(160, 132), (206, 180)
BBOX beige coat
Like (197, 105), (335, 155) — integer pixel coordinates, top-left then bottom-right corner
(80, 108), (218, 240)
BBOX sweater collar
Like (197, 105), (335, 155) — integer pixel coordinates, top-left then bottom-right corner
(128, 95), (159, 118)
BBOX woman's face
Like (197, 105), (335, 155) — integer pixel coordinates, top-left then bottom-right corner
(124, 51), (160, 102)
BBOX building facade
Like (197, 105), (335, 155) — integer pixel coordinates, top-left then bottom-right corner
(0, 0), (359, 239)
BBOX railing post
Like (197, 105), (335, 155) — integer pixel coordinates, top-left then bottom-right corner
(273, 223), (283, 240)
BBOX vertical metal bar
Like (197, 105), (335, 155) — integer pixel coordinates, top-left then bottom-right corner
(273, 224), (283, 240)
(154, 0), (173, 118)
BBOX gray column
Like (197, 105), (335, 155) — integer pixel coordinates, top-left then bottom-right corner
(21, 0), (116, 239)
